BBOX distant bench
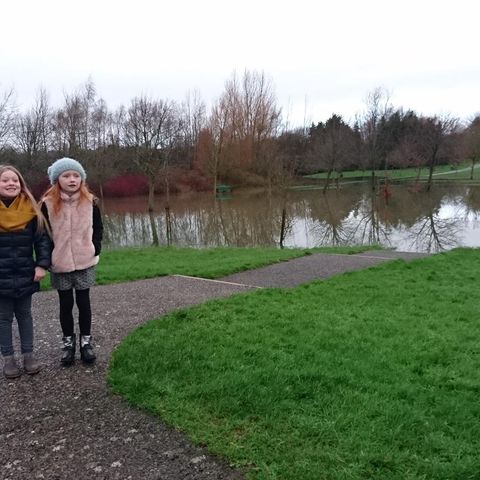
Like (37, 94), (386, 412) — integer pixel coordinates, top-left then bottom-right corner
(216, 184), (232, 194)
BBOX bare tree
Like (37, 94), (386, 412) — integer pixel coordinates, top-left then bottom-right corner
(465, 115), (480, 180)
(309, 115), (356, 193)
(13, 87), (51, 171)
(387, 139), (424, 182)
(416, 115), (459, 191)
(210, 70), (282, 184)
(206, 97), (229, 195)
(85, 98), (121, 202)
(360, 87), (392, 191)
(123, 95), (179, 212)
(179, 90), (206, 169)
(51, 79), (97, 156)
(109, 105), (126, 147)
(0, 87), (15, 150)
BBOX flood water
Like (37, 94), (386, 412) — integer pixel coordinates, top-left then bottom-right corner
(101, 183), (480, 253)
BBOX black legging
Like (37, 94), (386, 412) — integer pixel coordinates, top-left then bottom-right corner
(58, 289), (92, 337)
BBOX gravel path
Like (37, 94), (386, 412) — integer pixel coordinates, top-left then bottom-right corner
(221, 250), (428, 288)
(1, 276), (252, 480)
(0, 251), (428, 479)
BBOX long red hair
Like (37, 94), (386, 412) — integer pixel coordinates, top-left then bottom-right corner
(41, 182), (95, 215)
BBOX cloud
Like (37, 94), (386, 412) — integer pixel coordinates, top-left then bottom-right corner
(2, 0), (479, 126)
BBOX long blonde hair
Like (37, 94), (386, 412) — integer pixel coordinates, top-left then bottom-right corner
(0, 165), (49, 234)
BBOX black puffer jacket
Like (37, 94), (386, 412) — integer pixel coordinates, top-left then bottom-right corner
(0, 218), (52, 298)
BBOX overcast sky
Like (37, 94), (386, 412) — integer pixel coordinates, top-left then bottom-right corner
(1, 0), (479, 128)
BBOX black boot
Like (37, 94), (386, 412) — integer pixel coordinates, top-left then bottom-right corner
(61, 334), (76, 366)
(80, 335), (96, 364)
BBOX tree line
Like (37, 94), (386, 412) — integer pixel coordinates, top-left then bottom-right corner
(1, 72), (479, 209)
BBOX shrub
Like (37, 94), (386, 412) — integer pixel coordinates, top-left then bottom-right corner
(176, 169), (213, 192)
(103, 175), (149, 197)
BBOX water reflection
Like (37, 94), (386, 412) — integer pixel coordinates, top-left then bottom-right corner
(101, 184), (480, 253)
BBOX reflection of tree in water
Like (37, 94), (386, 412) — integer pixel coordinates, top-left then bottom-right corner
(101, 184), (480, 250)
(102, 213), (152, 247)
(169, 209), (213, 246)
(159, 192), (291, 247)
(464, 186), (480, 226)
(305, 185), (463, 251)
(407, 209), (461, 253)
(208, 193), (292, 247)
(305, 191), (358, 246)
(104, 193), (293, 248)
(291, 187), (392, 247)
(382, 185), (462, 227)
(348, 192), (393, 246)
(389, 186), (463, 252)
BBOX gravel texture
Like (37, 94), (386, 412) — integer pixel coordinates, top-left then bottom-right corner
(1, 276), (252, 480)
(221, 250), (429, 288)
(0, 251), (429, 479)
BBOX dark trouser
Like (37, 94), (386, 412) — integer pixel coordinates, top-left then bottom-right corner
(57, 289), (92, 337)
(0, 295), (34, 356)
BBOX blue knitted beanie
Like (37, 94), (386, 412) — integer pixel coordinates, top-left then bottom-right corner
(47, 157), (87, 185)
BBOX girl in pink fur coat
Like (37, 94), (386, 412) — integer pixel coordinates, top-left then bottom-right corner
(41, 158), (103, 366)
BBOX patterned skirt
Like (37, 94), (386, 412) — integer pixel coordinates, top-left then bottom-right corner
(50, 266), (96, 291)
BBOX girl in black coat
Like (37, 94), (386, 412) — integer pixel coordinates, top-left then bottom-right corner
(0, 165), (51, 379)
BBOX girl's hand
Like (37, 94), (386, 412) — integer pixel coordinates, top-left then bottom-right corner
(34, 266), (47, 282)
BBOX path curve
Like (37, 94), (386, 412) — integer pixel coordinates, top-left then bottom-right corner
(1, 276), (252, 480)
(0, 251), (427, 479)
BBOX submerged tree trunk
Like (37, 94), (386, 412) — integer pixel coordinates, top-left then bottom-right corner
(147, 177), (155, 212)
(149, 210), (159, 246)
(413, 166), (422, 189)
(426, 146), (439, 192)
(382, 176), (391, 204)
(279, 207), (287, 249)
(164, 160), (172, 246)
(426, 160), (435, 192)
(165, 205), (172, 246)
(323, 168), (332, 194)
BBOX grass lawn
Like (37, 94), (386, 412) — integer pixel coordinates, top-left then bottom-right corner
(108, 248), (480, 479)
(94, 245), (374, 285)
(39, 245), (376, 291)
(305, 162), (479, 182)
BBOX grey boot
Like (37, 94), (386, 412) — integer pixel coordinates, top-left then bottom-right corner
(23, 352), (41, 375)
(3, 355), (21, 379)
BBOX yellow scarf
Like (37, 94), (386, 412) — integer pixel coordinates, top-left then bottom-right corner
(0, 194), (36, 232)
